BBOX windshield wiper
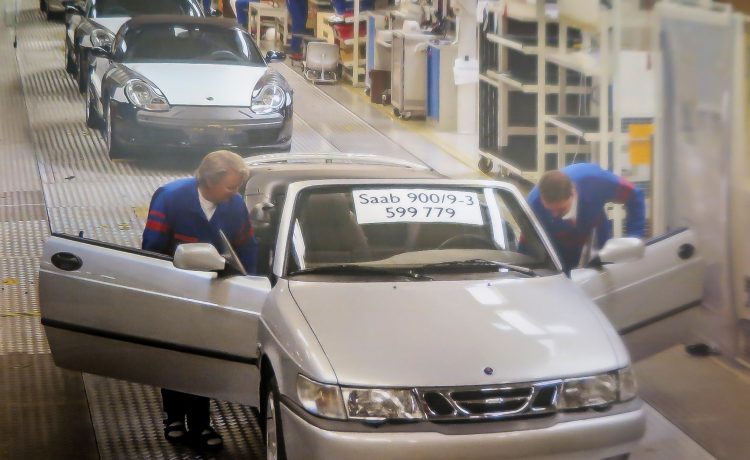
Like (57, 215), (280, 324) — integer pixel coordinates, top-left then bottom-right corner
(417, 259), (540, 277)
(287, 264), (433, 281)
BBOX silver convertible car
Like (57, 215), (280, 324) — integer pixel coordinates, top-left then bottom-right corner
(86, 16), (293, 158)
(40, 154), (705, 459)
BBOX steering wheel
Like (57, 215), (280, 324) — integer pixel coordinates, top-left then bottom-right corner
(209, 50), (241, 61)
(437, 234), (495, 250)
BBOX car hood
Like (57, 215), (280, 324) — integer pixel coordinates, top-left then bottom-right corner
(126, 63), (269, 106)
(91, 17), (130, 35)
(288, 275), (627, 387)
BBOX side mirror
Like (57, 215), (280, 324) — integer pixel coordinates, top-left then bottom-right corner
(595, 237), (645, 265)
(90, 46), (112, 59)
(265, 50), (286, 62)
(173, 243), (226, 272)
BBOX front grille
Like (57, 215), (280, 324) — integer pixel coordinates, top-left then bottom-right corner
(418, 380), (561, 421)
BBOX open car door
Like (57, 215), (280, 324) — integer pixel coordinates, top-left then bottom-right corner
(571, 228), (705, 334)
(39, 234), (270, 406)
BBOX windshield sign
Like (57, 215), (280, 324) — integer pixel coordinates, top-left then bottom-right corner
(285, 185), (558, 278)
(353, 189), (483, 225)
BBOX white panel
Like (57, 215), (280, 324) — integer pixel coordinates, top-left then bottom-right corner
(559, 0), (600, 26)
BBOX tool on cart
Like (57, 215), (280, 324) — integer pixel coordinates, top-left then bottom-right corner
(303, 41), (340, 84)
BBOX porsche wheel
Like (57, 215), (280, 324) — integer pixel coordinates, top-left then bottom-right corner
(77, 49), (89, 94)
(85, 89), (101, 129)
(105, 106), (128, 160)
(65, 40), (76, 75)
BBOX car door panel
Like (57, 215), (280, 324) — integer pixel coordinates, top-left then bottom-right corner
(40, 234), (271, 406)
(571, 228), (704, 333)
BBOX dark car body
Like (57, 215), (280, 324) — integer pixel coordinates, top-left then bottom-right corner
(64, 0), (205, 93)
(86, 16), (293, 158)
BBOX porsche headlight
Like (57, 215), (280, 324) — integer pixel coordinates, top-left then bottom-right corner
(296, 375), (346, 419)
(91, 29), (115, 49)
(251, 84), (285, 114)
(559, 372), (618, 409)
(342, 387), (424, 421)
(125, 79), (169, 112)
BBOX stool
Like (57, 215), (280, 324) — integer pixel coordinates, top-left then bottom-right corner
(249, 2), (289, 47)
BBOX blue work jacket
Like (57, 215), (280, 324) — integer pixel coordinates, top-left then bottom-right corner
(528, 163), (645, 272)
(142, 177), (258, 274)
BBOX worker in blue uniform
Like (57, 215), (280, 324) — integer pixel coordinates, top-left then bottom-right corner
(286, 0), (308, 59)
(142, 150), (258, 451)
(527, 163), (645, 273)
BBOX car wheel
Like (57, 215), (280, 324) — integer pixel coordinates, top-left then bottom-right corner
(65, 41), (76, 75)
(261, 375), (287, 460)
(106, 105), (128, 160)
(85, 90), (102, 129)
(77, 49), (89, 94)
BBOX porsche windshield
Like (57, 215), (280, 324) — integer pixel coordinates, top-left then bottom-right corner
(285, 185), (558, 277)
(93, 0), (200, 17)
(119, 24), (264, 65)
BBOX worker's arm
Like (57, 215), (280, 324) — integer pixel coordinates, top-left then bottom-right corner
(141, 188), (173, 254)
(597, 170), (646, 238)
(230, 201), (259, 274)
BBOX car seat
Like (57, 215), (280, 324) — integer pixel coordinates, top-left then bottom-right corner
(298, 193), (370, 263)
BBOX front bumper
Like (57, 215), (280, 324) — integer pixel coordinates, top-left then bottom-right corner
(281, 401), (646, 460)
(111, 102), (292, 153)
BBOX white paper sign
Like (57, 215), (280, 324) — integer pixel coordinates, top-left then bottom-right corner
(352, 189), (483, 225)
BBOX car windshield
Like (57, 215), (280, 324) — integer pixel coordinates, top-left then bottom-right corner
(284, 185), (558, 278)
(119, 24), (264, 65)
(93, 0), (200, 17)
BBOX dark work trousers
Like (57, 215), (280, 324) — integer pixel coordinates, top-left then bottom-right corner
(287, 0), (308, 53)
(162, 388), (210, 430)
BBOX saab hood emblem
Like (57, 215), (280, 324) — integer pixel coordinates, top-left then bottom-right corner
(484, 367), (494, 376)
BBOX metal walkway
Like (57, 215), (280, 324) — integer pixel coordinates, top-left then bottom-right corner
(0, 1), (730, 459)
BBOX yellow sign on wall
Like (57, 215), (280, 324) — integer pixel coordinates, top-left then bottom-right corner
(628, 123), (654, 166)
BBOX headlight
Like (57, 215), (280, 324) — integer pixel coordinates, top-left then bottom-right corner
(296, 375), (346, 420)
(91, 29), (114, 49)
(559, 372), (618, 409)
(125, 79), (169, 112)
(342, 387), (424, 421)
(251, 84), (285, 114)
(618, 366), (638, 402)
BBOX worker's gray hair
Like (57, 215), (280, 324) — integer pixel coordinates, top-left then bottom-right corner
(538, 170), (573, 203)
(195, 150), (249, 187)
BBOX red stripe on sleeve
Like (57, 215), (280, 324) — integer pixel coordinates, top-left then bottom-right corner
(149, 210), (167, 219)
(174, 233), (199, 243)
(145, 220), (169, 233)
(615, 177), (634, 203)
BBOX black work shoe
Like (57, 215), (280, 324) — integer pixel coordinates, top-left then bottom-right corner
(163, 420), (188, 443)
(190, 425), (224, 451)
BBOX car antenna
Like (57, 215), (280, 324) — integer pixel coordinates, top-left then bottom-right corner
(13, 0), (18, 48)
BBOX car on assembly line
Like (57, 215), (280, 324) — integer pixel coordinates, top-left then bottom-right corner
(63, 0), (209, 93)
(85, 16), (293, 158)
(41, 0), (66, 20)
(39, 153), (705, 459)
